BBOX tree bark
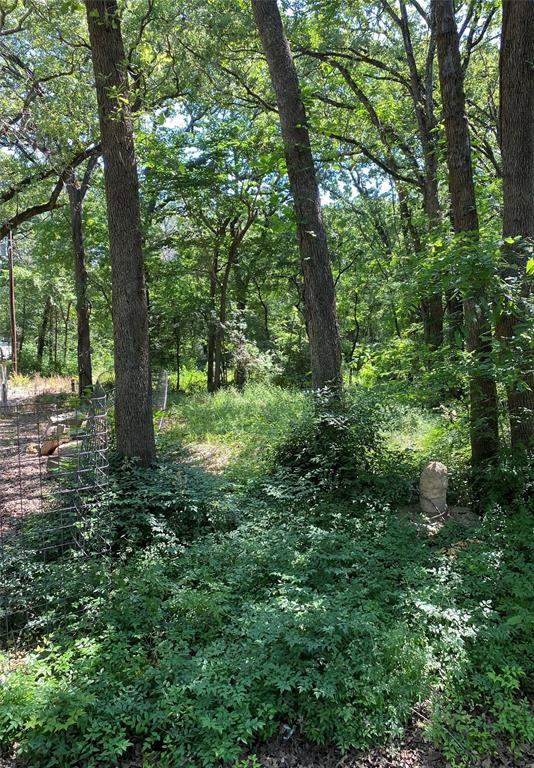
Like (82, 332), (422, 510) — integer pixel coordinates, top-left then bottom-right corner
(434, 0), (499, 467)
(66, 156), (98, 396)
(62, 300), (71, 368)
(84, 0), (155, 464)
(213, 239), (236, 392)
(396, 1), (444, 349)
(36, 295), (52, 370)
(53, 304), (59, 371)
(7, 230), (17, 374)
(207, 250), (218, 392)
(18, 295), (25, 358)
(498, 0), (534, 450)
(251, 0), (342, 390)
(234, 270), (249, 390)
(421, 294), (444, 350)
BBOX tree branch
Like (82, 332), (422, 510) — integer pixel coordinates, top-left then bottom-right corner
(0, 143), (101, 239)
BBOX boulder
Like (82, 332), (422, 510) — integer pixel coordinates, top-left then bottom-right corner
(46, 441), (82, 473)
(420, 461), (448, 516)
(40, 423), (68, 455)
(49, 412), (84, 428)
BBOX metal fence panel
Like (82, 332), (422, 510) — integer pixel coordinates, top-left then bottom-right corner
(0, 393), (110, 649)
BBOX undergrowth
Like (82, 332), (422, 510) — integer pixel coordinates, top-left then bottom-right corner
(0, 385), (533, 768)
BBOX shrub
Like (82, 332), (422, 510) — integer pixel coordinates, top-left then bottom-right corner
(93, 457), (230, 550)
(271, 387), (387, 495)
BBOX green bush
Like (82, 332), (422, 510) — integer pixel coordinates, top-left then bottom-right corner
(272, 387), (387, 494)
(96, 457), (229, 550)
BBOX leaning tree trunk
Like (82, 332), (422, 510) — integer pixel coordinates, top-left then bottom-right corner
(498, 0), (534, 451)
(84, 0), (155, 464)
(251, 0), (342, 390)
(434, 0), (499, 469)
(66, 157), (97, 396)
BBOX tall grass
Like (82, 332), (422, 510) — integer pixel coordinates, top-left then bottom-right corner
(161, 383), (306, 478)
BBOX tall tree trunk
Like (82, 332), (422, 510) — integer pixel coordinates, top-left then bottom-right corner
(53, 304), (59, 371)
(18, 296), (25, 358)
(207, 328), (216, 392)
(421, 294), (444, 350)
(253, 277), (270, 342)
(85, 0), (155, 464)
(498, 0), (534, 450)
(207, 254), (218, 392)
(62, 300), (71, 367)
(383, 1), (445, 349)
(37, 295), (52, 370)
(213, 302), (226, 392)
(66, 156), (98, 396)
(234, 272), (248, 390)
(214, 231), (239, 391)
(251, 0), (342, 390)
(347, 292), (360, 386)
(446, 290), (464, 346)
(7, 230), (17, 374)
(213, 299), (227, 392)
(173, 315), (181, 392)
(434, 0), (499, 468)
(396, 183), (443, 351)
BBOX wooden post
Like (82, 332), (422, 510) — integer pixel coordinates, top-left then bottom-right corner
(7, 230), (17, 374)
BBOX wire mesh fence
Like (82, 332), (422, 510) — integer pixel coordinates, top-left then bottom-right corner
(0, 392), (110, 650)
(0, 372), (168, 657)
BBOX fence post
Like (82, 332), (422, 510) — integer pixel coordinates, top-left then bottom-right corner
(1, 365), (7, 405)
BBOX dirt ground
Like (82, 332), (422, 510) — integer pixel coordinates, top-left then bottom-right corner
(0, 402), (49, 535)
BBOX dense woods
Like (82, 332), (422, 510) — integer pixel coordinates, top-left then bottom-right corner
(1, 0), (533, 458)
(0, 1), (533, 767)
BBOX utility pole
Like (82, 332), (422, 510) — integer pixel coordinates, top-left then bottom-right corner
(7, 230), (17, 374)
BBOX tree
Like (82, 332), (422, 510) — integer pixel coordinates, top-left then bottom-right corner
(66, 154), (99, 395)
(498, 0), (534, 451)
(84, 0), (155, 464)
(434, 0), (499, 469)
(251, 0), (342, 390)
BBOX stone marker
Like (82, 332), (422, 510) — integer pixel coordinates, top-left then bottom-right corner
(420, 461), (448, 516)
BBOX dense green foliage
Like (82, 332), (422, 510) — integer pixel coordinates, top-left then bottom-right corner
(1, 386), (533, 767)
(1, 0), (529, 414)
(1, 1), (533, 766)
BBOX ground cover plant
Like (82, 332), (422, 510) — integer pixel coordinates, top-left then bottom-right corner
(1, 385), (533, 768)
